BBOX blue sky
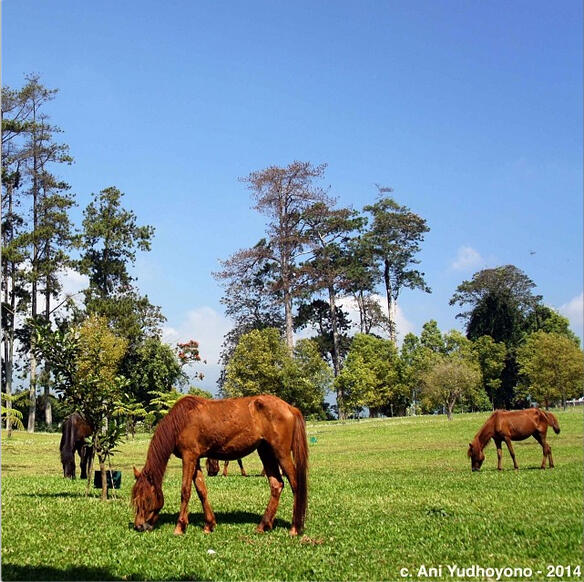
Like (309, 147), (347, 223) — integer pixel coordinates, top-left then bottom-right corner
(3, 1), (582, 392)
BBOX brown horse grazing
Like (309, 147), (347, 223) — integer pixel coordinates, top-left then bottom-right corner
(132, 394), (308, 536)
(206, 458), (248, 477)
(60, 412), (93, 479)
(468, 408), (560, 471)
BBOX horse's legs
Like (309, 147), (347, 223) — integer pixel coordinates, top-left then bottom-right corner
(534, 432), (554, 469)
(174, 452), (197, 535)
(237, 459), (247, 476)
(274, 450), (303, 536)
(62, 448), (75, 478)
(494, 437), (503, 470)
(222, 461), (229, 477)
(533, 433), (547, 469)
(546, 443), (554, 468)
(256, 443), (284, 533)
(79, 445), (91, 480)
(542, 428), (554, 468)
(68, 444), (79, 479)
(504, 437), (519, 470)
(193, 460), (216, 533)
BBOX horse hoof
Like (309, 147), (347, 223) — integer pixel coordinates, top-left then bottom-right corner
(289, 527), (299, 537)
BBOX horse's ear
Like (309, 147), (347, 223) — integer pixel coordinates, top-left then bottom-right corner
(133, 466), (141, 479)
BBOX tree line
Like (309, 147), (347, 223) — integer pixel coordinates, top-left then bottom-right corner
(1, 76), (205, 440)
(1, 75), (217, 496)
(214, 162), (433, 417)
(214, 167), (583, 418)
(2, 76), (582, 449)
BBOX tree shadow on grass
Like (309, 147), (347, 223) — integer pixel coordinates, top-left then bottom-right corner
(3, 564), (209, 581)
(3, 564), (123, 581)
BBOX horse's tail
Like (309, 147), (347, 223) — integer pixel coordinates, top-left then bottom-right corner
(60, 415), (75, 475)
(543, 411), (560, 434)
(291, 407), (309, 534)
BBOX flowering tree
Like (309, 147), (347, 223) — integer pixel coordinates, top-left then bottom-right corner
(176, 339), (206, 384)
(176, 340), (204, 372)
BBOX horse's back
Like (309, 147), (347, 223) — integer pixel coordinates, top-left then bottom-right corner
(192, 394), (297, 426)
(175, 395), (298, 459)
(493, 408), (548, 439)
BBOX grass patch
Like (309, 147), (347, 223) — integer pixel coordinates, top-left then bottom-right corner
(2, 409), (583, 580)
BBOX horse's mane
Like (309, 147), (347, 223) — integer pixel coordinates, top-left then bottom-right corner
(470, 411), (498, 453)
(144, 396), (203, 484)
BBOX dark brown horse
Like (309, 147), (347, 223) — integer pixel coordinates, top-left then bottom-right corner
(206, 458), (248, 477)
(468, 408), (560, 471)
(60, 412), (93, 479)
(132, 394), (308, 536)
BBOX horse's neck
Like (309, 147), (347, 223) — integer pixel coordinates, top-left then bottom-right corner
(143, 425), (176, 486)
(476, 421), (494, 450)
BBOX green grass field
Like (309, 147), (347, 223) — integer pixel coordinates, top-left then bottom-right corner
(2, 409), (583, 581)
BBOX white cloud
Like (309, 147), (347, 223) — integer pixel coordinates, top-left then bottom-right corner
(451, 245), (484, 271)
(59, 268), (89, 300)
(559, 292), (583, 334)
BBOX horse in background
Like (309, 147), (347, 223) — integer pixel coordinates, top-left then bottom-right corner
(132, 394), (308, 536)
(60, 412), (93, 479)
(468, 408), (560, 471)
(206, 458), (248, 477)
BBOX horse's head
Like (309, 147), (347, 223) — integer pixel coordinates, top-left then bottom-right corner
(467, 441), (485, 472)
(206, 458), (220, 477)
(131, 466), (164, 532)
(62, 459), (76, 479)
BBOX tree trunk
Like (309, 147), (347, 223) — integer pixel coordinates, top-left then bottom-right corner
(356, 291), (366, 334)
(283, 287), (294, 352)
(4, 330), (14, 431)
(383, 260), (396, 344)
(327, 286), (341, 378)
(336, 386), (346, 421)
(43, 285), (53, 428)
(100, 458), (108, 501)
(27, 351), (37, 433)
(28, 106), (39, 434)
(44, 383), (53, 426)
(86, 450), (94, 497)
(3, 189), (16, 430)
(327, 286), (346, 420)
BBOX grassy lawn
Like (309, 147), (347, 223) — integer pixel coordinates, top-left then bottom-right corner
(2, 408), (583, 581)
